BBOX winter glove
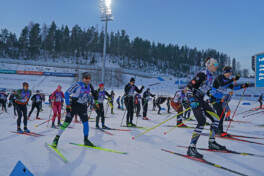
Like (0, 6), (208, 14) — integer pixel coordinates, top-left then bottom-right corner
(142, 86), (145, 89)
(233, 74), (240, 81)
(95, 100), (100, 109)
(241, 82), (249, 88)
(189, 98), (199, 109)
(66, 105), (71, 113)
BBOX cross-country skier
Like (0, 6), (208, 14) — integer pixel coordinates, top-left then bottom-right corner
(0, 90), (8, 112)
(50, 85), (65, 128)
(152, 97), (156, 111)
(95, 83), (111, 129)
(258, 93), (263, 108)
(210, 66), (249, 136)
(52, 72), (98, 147)
(156, 96), (167, 114)
(110, 90), (115, 114)
(15, 82), (32, 133)
(134, 93), (141, 118)
(167, 97), (171, 113)
(28, 90), (43, 120)
(186, 57), (226, 159)
(117, 96), (121, 109)
(121, 95), (124, 110)
(171, 89), (188, 127)
(142, 88), (155, 120)
(124, 77), (144, 126)
(8, 90), (17, 115)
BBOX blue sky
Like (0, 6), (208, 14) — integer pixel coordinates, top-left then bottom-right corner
(1, 0), (264, 73)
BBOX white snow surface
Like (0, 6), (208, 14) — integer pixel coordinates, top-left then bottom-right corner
(0, 92), (264, 176)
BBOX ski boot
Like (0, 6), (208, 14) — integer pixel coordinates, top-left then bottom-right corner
(17, 127), (23, 133)
(84, 136), (95, 147)
(178, 123), (187, 127)
(225, 117), (231, 121)
(126, 121), (132, 127)
(96, 124), (100, 129)
(24, 126), (30, 133)
(36, 117), (41, 120)
(209, 139), (226, 150)
(130, 122), (136, 127)
(187, 144), (203, 159)
(102, 125), (110, 129)
(220, 132), (231, 137)
(51, 122), (56, 128)
(52, 135), (60, 148)
(57, 120), (62, 127)
(143, 117), (149, 120)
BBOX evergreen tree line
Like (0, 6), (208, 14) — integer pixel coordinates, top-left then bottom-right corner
(0, 21), (249, 77)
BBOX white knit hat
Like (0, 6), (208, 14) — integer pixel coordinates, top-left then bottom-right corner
(205, 58), (218, 68)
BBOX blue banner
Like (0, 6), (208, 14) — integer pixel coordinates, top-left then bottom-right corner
(256, 54), (264, 87)
(43, 72), (75, 77)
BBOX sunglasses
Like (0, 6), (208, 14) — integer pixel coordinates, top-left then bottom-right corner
(213, 63), (219, 67)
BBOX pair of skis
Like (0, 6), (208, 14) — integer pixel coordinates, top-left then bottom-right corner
(162, 148), (248, 176)
(11, 131), (44, 137)
(92, 127), (132, 135)
(201, 133), (264, 146)
(46, 142), (128, 163)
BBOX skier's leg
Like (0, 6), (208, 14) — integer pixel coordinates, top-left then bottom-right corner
(16, 104), (22, 127)
(28, 103), (35, 117)
(213, 102), (224, 133)
(22, 105), (28, 127)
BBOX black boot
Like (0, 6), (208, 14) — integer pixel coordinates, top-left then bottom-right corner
(17, 127), (23, 133)
(187, 145), (203, 159)
(209, 139), (226, 150)
(51, 122), (56, 128)
(52, 135), (60, 148)
(130, 122), (136, 127)
(58, 120), (61, 127)
(96, 124), (100, 129)
(24, 126), (30, 133)
(84, 136), (95, 147)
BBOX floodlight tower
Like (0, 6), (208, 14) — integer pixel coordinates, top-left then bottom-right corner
(99, 0), (113, 84)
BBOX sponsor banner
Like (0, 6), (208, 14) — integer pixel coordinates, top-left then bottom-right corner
(43, 72), (75, 77)
(17, 70), (43, 75)
(256, 54), (264, 87)
(0, 70), (16, 74)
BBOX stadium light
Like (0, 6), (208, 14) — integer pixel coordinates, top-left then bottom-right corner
(99, 0), (113, 84)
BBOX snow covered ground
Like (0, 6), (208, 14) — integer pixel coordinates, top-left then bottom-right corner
(0, 94), (264, 176)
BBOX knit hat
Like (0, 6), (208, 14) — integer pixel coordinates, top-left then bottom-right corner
(130, 77), (135, 82)
(99, 83), (104, 88)
(223, 66), (232, 74)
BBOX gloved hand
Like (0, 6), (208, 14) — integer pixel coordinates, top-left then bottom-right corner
(66, 105), (71, 113)
(233, 74), (240, 81)
(241, 82), (249, 88)
(189, 98), (199, 109)
(142, 86), (145, 89)
(95, 100), (100, 109)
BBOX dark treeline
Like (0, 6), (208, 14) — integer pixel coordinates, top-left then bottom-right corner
(0, 21), (249, 77)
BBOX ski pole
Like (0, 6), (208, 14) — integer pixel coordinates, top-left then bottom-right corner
(226, 87), (247, 132)
(120, 96), (130, 127)
(164, 115), (195, 134)
(132, 106), (192, 140)
(166, 102), (216, 134)
(47, 101), (54, 127)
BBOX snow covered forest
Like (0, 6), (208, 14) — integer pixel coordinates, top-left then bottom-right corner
(0, 21), (250, 78)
